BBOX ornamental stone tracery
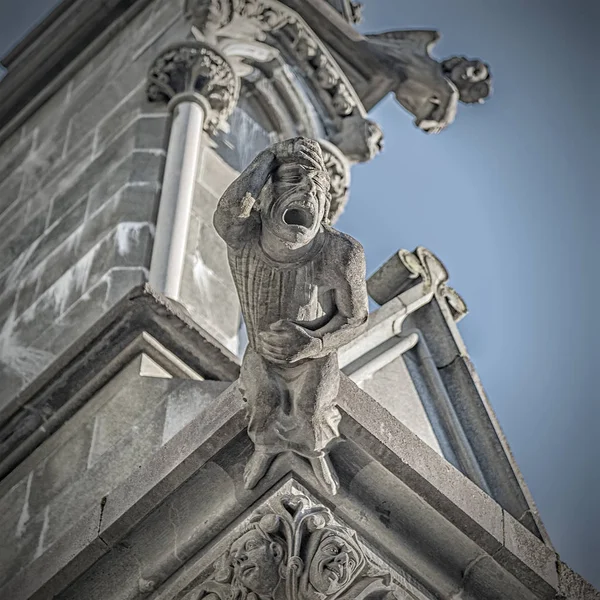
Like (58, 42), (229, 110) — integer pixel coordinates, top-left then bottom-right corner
(184, 0), (381, 163)
(147, 40), (240, 132)
(193, 492), (404, 600)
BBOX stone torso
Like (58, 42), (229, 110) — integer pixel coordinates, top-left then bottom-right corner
(228, 229), (335, 352)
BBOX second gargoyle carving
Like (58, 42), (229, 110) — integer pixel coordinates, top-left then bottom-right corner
(214, 138), (369, 494)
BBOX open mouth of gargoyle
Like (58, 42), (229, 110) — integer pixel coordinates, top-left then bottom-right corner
(282, 207), (313, 229)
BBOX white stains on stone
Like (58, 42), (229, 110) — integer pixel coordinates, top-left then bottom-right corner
(34, 505), (50, 559)
(115, 222), (155, 256)
(192, 251), (216, 293)
(50, 251), (95, 315)
(0, 305), (54, 382)
(3, 236), (42, 290)
(16, 472), (34, 538)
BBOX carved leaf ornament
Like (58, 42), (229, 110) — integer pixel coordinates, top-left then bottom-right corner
(194, 493), (403, 599)
(398, 247), (467, 321)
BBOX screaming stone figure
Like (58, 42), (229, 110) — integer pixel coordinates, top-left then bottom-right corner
(214, 138), (368, 494)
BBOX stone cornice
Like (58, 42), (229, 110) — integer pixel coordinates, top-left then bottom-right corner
(0, 284), (240, 483)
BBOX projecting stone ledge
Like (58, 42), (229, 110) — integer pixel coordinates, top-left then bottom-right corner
(4, 374), (596, 600)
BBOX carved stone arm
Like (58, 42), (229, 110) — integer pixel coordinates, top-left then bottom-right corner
(307, 240), (369, 355)
(213, 148), (276, 247)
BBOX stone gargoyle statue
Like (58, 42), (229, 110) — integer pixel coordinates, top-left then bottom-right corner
(363, 30), (492, 133)
(214, 138), (368, 495)
(193, 493), (401, 600)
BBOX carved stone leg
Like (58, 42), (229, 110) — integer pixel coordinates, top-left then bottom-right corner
(239, 348), (342, 491)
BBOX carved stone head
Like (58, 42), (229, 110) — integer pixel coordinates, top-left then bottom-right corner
(441, 56), (492, 104)
(229, 517), (286, 597)
(258, 139), (331, 247)
(300, 524), (366, 599)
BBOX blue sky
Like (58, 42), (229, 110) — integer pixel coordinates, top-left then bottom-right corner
(1, 0), (598, 587)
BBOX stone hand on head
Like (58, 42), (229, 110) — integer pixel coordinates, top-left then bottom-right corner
(271, 137), (325, 171)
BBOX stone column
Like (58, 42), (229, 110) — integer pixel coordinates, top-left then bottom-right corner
(146, 41), (239, 300)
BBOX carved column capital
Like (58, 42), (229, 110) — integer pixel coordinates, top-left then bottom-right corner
(147, 41), (240, 132)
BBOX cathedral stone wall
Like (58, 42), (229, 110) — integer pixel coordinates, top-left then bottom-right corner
(0, 0), (189, 410)
(0, 353), (228, 597)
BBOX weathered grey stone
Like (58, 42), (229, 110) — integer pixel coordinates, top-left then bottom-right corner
(28, 420), (95, 514)
(14, 277), (39, 318)
(558, 562), (600, 600)
(20, 131), (94, 211)
(99, 380), (236, 544)
(363, 31), (492, 133)
(495, 510), (559, 597)
(0, 169), (24, 217)
(0, 208), (47, 267)
(336, 374), (504, 554)
(192, 492), (401, 600)
(214, 138), (368, 493)
(358, 353), (443, 455)
(0, 131), (34, 183)
(0, 501), (108, 600)
(179, 254), (241, 352)
(0, 196), (29, 258)
(21, 196), (88, 287)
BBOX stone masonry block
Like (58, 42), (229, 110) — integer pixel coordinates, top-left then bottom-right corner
(87, 357), (174, 467)
(19, 196), (87, 288)
(14, 272), (41, 318)
(495, 509), (559, 596)
(198, 145), (240, 199)
(28, 421), (95, 515)
(0, 194), (28, 253)
(558, 562), (600, 600)
(20, 130), (94, 211)
(1, 207), (47, 267)
(0, 472), (31, 542)
(43, 387), (170, 550)
(101, 266), (148, 308)
(94, 86), (169, 153)
(0, 498), (45, 589)
(86, 153), (164, 216)
(43, 117), (163, 227)
(0, 129), (33, 183)
(0, 169), (25, 217)
(0, 502), (107, 600)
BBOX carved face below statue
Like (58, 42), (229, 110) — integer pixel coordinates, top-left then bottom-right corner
(259, 161), (329, 249)
(230, 529), (284, 596)
(300, 527), (366, 599)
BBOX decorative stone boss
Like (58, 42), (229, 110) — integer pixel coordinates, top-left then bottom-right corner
(214, 138), (368, 495)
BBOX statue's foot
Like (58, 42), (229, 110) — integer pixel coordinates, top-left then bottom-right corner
(310, 454), (339, 495)
(244, 450), (276, 490)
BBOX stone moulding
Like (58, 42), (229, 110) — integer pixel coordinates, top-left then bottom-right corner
(185, 0), (383, 163)
(367, 246), (467, 322)
(147, 40), (240, 132)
